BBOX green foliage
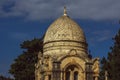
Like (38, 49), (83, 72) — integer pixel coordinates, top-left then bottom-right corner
(108, 29), (120, 80)
(20, 38), (43, 53)
(99, 57), (108, 80)
(100, 29), (120, 80)
(0, 75), (13, 80)
(9, 38), (43, 80)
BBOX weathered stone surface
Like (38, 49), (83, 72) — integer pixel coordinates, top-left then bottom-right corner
(35, 8), (100, 80)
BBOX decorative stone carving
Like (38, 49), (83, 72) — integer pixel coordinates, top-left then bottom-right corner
(35, 7), (100, 80)
(68, 49), (77, 56)
(43, 55), (50, 70)
(92, 58), (100, 79)
(35, 52), (43, 80)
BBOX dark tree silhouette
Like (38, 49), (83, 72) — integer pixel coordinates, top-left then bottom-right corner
(100, 29), (120, 80)
(9, 38), (43, 80)
(0, 75), (13, 80)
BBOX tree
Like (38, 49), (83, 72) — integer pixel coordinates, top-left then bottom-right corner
(9, 38), (43, 80)
(100, 29), (120, 80)
(99, 57), (108, 80)
(0, 75), (13, 80)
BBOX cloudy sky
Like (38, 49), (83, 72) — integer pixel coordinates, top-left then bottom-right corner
(0, 0), (120, 77)
(1, 0), (120, 20)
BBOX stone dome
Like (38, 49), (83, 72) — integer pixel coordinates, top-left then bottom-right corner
(43, 7), (87, 56)
(44, 16), (86, 43)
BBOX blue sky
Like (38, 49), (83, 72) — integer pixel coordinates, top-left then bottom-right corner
(0, 0), (120, 77)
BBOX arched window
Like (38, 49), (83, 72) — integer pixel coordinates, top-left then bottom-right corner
(48, 75), (51, 80)
(66, 71), (70, 80)
(74, 71), (78, 80)
(65, 65), (79, 80)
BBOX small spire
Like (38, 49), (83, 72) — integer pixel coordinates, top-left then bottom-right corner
(64, 6), (67, 16)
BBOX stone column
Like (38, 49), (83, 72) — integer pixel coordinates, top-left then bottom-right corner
(70, 71), (72, 80)
(94, 76), (98, 80)
(105, 71), (108, 80)
(64, 72), (65, 80)
(61, 71), (64, 80)
(45, 75), (49, 80)
(70, 71), (74, 80)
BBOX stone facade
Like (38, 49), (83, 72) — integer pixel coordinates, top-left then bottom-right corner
(35, 7), (100, 80)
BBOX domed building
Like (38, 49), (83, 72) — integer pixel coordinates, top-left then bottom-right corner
(35, 7), (100, 80)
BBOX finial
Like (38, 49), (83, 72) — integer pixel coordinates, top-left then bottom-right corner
(64, 6), (67, 16)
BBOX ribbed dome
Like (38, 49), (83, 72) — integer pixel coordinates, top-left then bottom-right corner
(43, 8), (87, 56)
(44, 15), (86, 43)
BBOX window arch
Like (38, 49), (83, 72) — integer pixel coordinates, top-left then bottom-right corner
(66, 71), (70, 80)
(74, 71), (78, 80)
(65, 65), (79, 80)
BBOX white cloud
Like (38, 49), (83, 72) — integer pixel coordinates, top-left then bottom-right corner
(90, 30), (113, 42)
(0, 0), (120, 20)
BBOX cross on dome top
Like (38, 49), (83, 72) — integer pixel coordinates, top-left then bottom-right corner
(63, 6), (67, 16)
